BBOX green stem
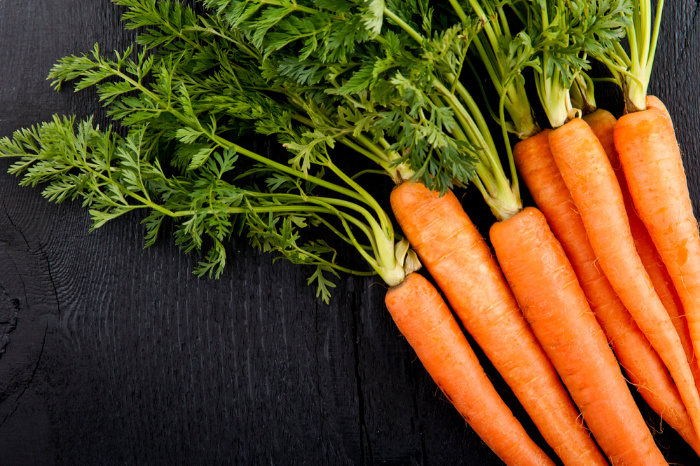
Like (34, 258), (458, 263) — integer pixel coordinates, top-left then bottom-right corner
(433, 80), (520, 221)
(433, 80), (499, 174)
(258, 0), (320, 15)
(382, 8), (423, 44)
(453, 81), (499, 156)
(625, 0), (665, 112)
(498, 91), (519, 203)
(646, 0), (665, 87)
(311, 213), (372, 252)
(85, 162), (178, 218)
(351, 133), (415, 183)
(447, 0), (468, 24)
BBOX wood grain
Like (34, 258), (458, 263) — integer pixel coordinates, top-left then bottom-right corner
(0, 1), (698, 464)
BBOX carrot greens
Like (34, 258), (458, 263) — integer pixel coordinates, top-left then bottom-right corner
(589, 0), (664, 112)
(202, 0), (525, 220)
(0, 0), (636, 294)
(0, 4), (423, 302)
(508, 0), (632, 128)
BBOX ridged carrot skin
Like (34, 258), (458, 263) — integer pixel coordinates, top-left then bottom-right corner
(514, 130), (700, 453)
(614, 103), (700, 388)
(584, 108), (697, 379)
(385, 272), (554, 466)
(391, 181), (606, 466)
(490, 207), (667, 465)
(646, 95), (673, 128)
(549, 119), (700, 441)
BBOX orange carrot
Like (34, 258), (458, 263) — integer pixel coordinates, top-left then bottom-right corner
(490, 207), (667, 465)
(391, 181), (607, 466)
(385, 272), (554, 466)
(645, 95), (673, 128)
(584, 108), (697, 379)
(514, 129), (700, 453)
(548, 119), (700, 440)
(614, 104), (700, 391)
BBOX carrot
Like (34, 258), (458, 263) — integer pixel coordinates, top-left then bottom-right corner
(548, 118), (700, 440)
(391, 181), (607, 466)
(614, 104), (700, 387)
(385, 272), (554, 466)
(645, 95), (673, 128)
(490, 207), (667, 465)
(515, 129), (700, 453)
(584, 108), (697, 380)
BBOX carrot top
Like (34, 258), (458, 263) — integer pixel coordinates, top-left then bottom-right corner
(594, 0), (664, 113)
(521, 0), (632, 128)
(446, 0), (631, 138)
(0, 0), (426, 302)
(199, 0), (529, 221)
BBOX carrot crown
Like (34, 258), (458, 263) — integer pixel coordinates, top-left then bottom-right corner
(569, 72), (598, 116)
(452, 0), (631, 138)
(522, 0), (632, 129)
(592, 0), (664, 113)
(449, 0), (541, 141)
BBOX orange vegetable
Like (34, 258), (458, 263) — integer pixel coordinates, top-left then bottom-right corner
(614, 101), (700, 395)
(645, 95), (673, 128)
(515, 129), (700, 453)
(385, 272), (554, 466)
(584, 108), (697, 380)
(490, 207), (667, 465)
(548, 119), (700, 440)
(391, 181), (606, 466)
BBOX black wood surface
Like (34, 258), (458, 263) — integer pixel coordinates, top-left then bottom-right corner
(0, 1), (698, 464)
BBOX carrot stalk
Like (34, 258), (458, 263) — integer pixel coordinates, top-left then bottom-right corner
(490, 207), (668, 465)
(391, 181), (607, 466)
(614, 104), (700, 386)
(514, 129), (700, 453)
(385, 272), (554, 466)
(584, 108), (697, 381)
(548, 119), (700, 440)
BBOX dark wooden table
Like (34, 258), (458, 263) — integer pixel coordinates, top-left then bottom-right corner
(1, 1), (699, 464)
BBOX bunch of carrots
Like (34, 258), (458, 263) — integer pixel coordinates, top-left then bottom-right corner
(391, 0), (700, 463)
(3, 0), (700, 463)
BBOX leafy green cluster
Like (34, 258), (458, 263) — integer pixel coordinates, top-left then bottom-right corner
(203, 0), (486, 196)
(0, 3), (411, 302)
(446, 0), (632, 137)
(510, 0), (632, 126)
(0, 0), (636, 299)
(585, 0), (664, 112)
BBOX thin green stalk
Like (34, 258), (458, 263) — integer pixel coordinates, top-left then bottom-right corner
(433, 80), (520, 220)
(646, 0), (665, 86)
(433, 80), (500, 177)
(350, 169), (389, 180)
(258, 0), (320, 15)
(382, 8), (424, 44)
(428, 92), (496, 192)
(453, 80), (499, 156)
(73, 154), (179, 218)
(311, 213), (373, 253)
(498, 91), (519, 201)
(447, 0), (468, 25)
(471, 34), (504, 96)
